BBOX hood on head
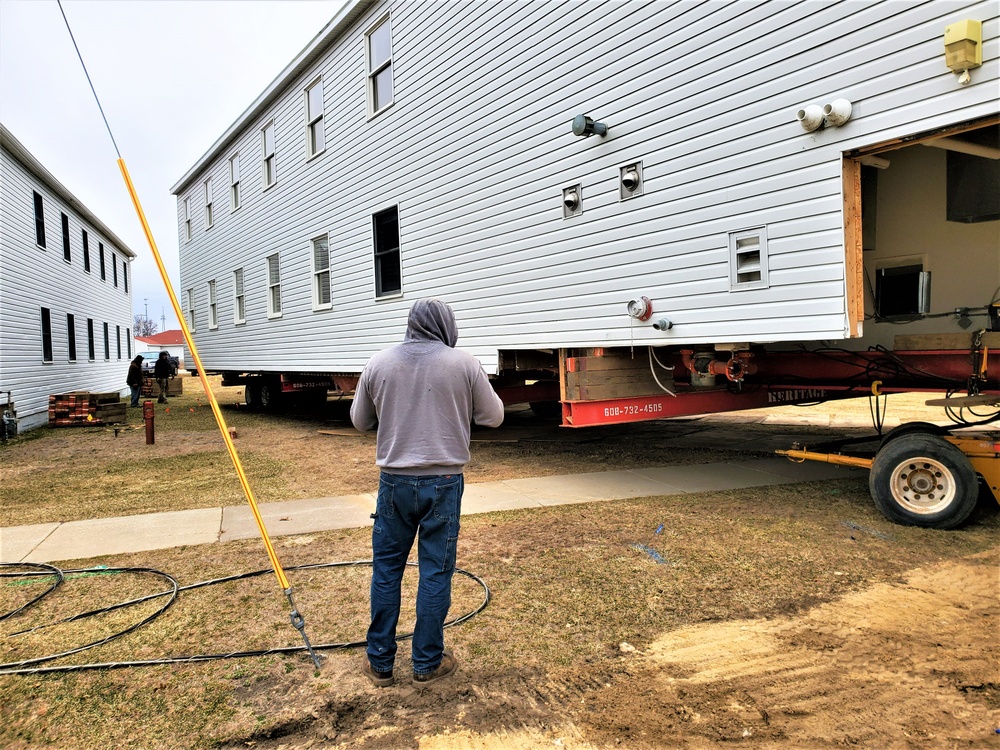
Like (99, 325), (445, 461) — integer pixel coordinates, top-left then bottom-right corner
(403, 299), (458, 347)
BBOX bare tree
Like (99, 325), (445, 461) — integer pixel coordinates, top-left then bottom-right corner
(133, 315), (158, 337)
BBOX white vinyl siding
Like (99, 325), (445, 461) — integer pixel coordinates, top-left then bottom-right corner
(312, 235), (331, 309)
(266, 253), (282, 318)
(366, 14), (393, 117)
(171, 0), (1000, 377)
(305, 78), (325, 157)
(208, 279), (218, 329)
(233, 268), (246, 324)
(2, 125), (135, 430)
(229, 153), (241, 211)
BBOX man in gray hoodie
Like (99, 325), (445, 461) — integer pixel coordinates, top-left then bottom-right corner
(351, 299), (505, 687)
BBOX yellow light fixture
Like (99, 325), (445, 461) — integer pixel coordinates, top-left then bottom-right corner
(944, 19), (982, 76)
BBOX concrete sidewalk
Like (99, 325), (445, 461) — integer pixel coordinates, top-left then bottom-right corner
(1, 457), (864, 564)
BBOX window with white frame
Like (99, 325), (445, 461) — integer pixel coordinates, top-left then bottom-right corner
(262, 122), (276, 187)
(366, 16), (393, 116)
(186, 288), (197, 332)
(312, 235), (331, 309)
(183, 197), (191, 241)
(373, 206), (402, 297)
(267, 253), (282, 318)
(728, 227), (769, 290)
(305, 78), (325, 157)
(229, 153), (241, 210)
(233, 268), (246, 324)
(204, 178), (214, 229)
(208, 279), (218, 329)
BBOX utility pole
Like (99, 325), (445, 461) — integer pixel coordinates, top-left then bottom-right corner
(144, 298), (149, 326)
(161, 309), (166, 331)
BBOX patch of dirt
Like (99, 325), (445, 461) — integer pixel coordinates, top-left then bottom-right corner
(212, 552), (998, 750)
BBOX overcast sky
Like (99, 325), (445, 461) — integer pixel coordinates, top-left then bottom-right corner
(1, 0), (345, 332)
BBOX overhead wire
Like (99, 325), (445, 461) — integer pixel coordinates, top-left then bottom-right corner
(54, 0), (322, 667)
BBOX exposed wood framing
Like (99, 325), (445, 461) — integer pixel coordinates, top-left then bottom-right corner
(842, 157), (864, 338)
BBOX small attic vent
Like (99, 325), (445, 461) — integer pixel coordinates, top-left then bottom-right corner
(729, 227), (769, 290)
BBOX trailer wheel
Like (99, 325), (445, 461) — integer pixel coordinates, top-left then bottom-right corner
(878, 421), (948, 450)
(869, 433), (978, 529)
(258, 381), (281, 410)
(245, 381), (262, 410)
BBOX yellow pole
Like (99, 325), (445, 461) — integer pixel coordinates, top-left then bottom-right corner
(117, 160), (320, 666)
(117, 159), (291, 590)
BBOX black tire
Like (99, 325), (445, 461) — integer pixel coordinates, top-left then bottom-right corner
(258, 381), (281, 410)
(244, 381), (261, 410)
(878, 421), (948, 451)
(869, 433), (978, 529)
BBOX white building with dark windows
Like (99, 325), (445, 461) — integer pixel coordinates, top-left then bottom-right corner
(0, 124), (136, 432)
(171, 1), (998, 420)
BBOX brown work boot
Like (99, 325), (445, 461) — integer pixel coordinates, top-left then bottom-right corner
(412, 649), (457, 686)
(361, 657), (394, 687)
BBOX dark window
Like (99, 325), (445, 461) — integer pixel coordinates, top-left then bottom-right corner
(87, 319), (95, 360)
(123, 262), (129, 293)
(126, 329), (131, 358)
(82, 230), (91, 272)
(103, 322), (110, 360)
(41, 307), (53, 362)
(99, 243), (106, 280)
(61, 213), (71, 261)
(112, 254), (118, 287)
(373, 206), (401, 297)
(67, 314), (77, 361)
(946, 126), (1000, 223)
(875, 264), (931, 317)
(33, 191), (45, 247)
(116, 325), (122, 359)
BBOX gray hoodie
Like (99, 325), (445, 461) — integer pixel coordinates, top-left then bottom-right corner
(350, 299), (505, 475)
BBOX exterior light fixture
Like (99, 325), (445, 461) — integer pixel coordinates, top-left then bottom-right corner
(571, 114), (608, 137)
(944, 19), (982, 84)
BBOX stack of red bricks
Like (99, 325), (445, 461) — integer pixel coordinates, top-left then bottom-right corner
(48, 392), (126, 427)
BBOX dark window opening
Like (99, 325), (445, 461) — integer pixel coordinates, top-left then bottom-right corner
(61, 213), (71, 261)
(82, 230), (91, 272)
(112, 255), (118, 287)
(875, 264), (931, 318)
(99, 243), (106, 280)
(87, 319), (95, 360)
(103, 322), (110, 360)
(41, 307), (53, 362)
(33, 191), (45, 247)
(373, 206), (401, 297)
(946, 126), (1000, 223)
(67, 314), (77, 361)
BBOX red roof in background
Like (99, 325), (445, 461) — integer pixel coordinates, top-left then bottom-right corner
(136, 330), (185, 346)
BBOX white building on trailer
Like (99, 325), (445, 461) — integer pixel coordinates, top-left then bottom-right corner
(172, 0), (998, 419)
(0, 124), (136, 432)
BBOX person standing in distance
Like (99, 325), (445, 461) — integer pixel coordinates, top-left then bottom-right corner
(153, 351), (174, 404)
(126, 355), (144, 407)
(351, 299), (505, 687)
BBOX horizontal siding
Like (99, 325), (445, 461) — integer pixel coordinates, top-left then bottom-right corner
(1, 150), (134, 428)
(177, 0), (999, 374)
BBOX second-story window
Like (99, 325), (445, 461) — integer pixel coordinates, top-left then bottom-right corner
(208, 279), (218, 329)
(204, 178), (214, 229)
(82, 230), (91, 272)
(33, 191), (46, 247)
(183, 197), (192, 241)
(262, 122), (276, 188)
(312, 235), (331, 309)
(366, 16), (393, 116)
(61, 213), (71, 262)
(267, 253), (282, 318)
(99, 242), (106, 280)
(112, 253), (118, 288)
(305, 78), (325, 157)
(123, 262), (129, 293)
(233, 268), (246, 324)
(229, 153), (241, 210)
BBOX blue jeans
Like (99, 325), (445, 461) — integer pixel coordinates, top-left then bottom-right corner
(129, 385), (140, 407)
(367, 471), (463, 675)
